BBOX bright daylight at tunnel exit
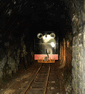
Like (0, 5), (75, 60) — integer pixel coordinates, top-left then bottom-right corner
(0, 0), (85, 94)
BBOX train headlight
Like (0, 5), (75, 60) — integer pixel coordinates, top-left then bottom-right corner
(43, 34), (52, 43)
(43, 35), (51, 40)
(50, 33), (56, 38)
(50, 42), (55, 48)
(37, 33), (43, 39)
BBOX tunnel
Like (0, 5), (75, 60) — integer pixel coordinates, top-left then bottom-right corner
(0, 0), (85, 94)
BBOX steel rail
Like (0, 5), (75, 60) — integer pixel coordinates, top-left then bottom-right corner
(20, 64), (43, 94)
(44, 64), (50, 94)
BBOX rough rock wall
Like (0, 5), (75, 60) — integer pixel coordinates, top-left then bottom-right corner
(0, 44), (21, 84)
(71, 1), (84, 94)
(59, 39), (66, 68)
(0, 34), (33, 85)
(72, 29), (84, 94)
(63, 0), (85, 93)
(59, 33), (72, 93)
(59, 35), (72, 66)
(65, 33), (73, 68)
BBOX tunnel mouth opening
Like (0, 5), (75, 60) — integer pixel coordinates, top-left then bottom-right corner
(0, 0), (84, 94)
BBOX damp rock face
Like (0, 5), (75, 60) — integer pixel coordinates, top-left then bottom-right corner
(0, 47), (20, 80)
(0, 33), (34, 85)
(71, 3), (84, 94)
(0, 55), (7, 78)
(7, 57), (16, 73)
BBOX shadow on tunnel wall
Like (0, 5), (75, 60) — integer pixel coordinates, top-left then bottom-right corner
(59, 32), (73, 93)
(0, 33), (34, 87)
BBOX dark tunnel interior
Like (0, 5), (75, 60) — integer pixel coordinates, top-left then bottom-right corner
(0, 0), (73, 42)
(0, 0), (84, 93)
(0, 0), (75, 58)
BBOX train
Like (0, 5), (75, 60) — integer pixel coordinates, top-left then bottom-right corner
(34, 32), (59, 63)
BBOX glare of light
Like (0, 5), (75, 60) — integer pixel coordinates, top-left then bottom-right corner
(50, 42), (55, 47)
(14, 1), (16, 4)
(13, 0), (16, 4)
(7, 9), (12, 16)
(43, 35), (54, 43)
(37, 33), (43, 39)
(43, 35), (51, 39)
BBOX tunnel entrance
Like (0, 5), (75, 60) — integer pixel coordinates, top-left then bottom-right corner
(0, 0), (85, 94)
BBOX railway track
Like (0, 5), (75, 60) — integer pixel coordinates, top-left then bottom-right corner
(20, 63), (50, 94)
(0, 62), (67, 94)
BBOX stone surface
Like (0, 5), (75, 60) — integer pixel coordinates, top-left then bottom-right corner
(7, 57), (16, 72)
(0, 34), (33, 83)
(0, 55), (7, 78)
(72, 31), (84, 94)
